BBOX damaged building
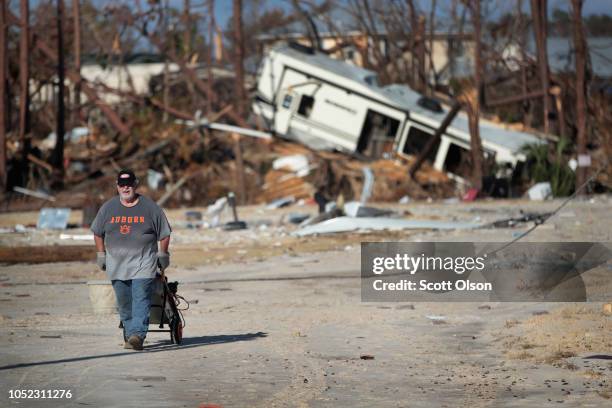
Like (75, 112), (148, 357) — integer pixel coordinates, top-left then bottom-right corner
(253, 43), (546, 184)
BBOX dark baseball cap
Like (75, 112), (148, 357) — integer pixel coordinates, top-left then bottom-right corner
(117, 169), (138, 187)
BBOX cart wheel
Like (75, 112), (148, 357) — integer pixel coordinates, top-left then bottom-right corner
(170, 317), (183, 345)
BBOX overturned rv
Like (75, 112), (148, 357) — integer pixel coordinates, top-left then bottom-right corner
(253, 43), (546, 183)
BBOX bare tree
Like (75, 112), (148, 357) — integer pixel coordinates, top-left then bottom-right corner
(233, 0), (246, 204)
(426, 0), (438, 92)
(0, 0), (6, 192)
(19, 0), (31, 177)
(517, 0), (531, 128)
(233, 0), (246, 117)
(530, 0), (551, 134)
(406, 0), (419, 87)
(162, 0), (170, 122)
(415, 14), (426, 92)
(51, 0), (66, 181)
(290, 0), (322, 51)
(183, 0), (191, 57)
(467, 0), (483, 190)
(572, 0), (588, 193)
(72, 0), (82, 125)
(206, 0), (215, 115)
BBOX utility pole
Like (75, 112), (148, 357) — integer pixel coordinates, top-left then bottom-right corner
(572, 0), (588, 194)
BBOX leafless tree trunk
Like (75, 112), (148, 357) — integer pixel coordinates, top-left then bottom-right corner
(232, 132), (246, 205)
(551, 86), (565, 138)
(530, 0), (551, 134)
(406, 0), (418, 89)
(232, 0), (246, 204)
(520, 63), (530, 126)
(206, 0), (215, 115)
(572, 0), (588, 193)
(291, 0), (321, 51)
(72, 0), (82, 125)
(360, 0), (381, 67)
(409, 102), (461, 178)
(416, 14), (426, 93)
(0, 0), (7, 192)
(517, 0), (531, 128)
(18, 0), (30, 157)
(51, 0), (66, 181)
(426, 0), (438, 92)
(468, 0), (483, 190)
(182, 0), (198, 103)
(233, 0), (246, 117)
(183, 0), (191, 57)
(162, 0), (170, 123)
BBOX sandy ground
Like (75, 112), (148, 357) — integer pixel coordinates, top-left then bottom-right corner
(0, 196), (611, 407)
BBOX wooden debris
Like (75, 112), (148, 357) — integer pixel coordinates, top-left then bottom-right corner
(13, 186), (56, 202)
(257, 142), (453, 204)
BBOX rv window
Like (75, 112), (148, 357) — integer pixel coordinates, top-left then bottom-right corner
(282, 94), (293, 109)
(297, 94), (315, 117)
(357, 110), (400, 158)
(444, 143), (473, 178)
(402, 126), (439, 162)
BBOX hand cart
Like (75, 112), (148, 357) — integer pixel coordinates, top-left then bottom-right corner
(119, 270), (188, 345)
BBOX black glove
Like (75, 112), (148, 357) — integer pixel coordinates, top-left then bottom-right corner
(96, 252), (106, 271)
(157, 252), (170, 271)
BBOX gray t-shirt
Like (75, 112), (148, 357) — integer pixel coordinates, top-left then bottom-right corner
(91, 195), (172, 280)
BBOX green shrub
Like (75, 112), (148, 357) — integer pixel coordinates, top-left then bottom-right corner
(521, 138), (575, 197)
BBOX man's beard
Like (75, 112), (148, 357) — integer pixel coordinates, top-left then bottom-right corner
(119, 190), (136, 202)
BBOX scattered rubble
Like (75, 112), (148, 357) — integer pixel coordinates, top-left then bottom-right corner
(527, 182), (553, 201)
(37, 208), (71, 230)
(293, 217), (481, 237)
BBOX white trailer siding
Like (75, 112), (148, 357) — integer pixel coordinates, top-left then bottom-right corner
(253, 44), (546, 179)
(278, 68), (405, 151)
(255, 49), (408, 152)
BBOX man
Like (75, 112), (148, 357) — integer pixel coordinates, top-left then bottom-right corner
(91, 169), (172, 350)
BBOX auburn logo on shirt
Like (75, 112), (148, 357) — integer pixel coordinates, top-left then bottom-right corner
(109, 216), (144, 236)
(110, 216), (145, 224)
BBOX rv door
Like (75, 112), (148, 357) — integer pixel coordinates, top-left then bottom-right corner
(275, 91), (297, 135)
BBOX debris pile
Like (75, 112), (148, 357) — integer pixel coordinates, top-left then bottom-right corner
(257, 141), (455, 207)
(7, 122), (455, 212)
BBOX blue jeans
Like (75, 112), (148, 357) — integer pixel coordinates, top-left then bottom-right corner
(111, 278), (154, 339)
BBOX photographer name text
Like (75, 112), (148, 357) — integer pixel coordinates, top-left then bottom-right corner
(372, 279), (492, 291)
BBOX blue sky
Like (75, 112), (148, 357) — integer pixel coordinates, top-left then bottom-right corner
(19, 0), (612, 30)
(213, 0), (612, 28)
